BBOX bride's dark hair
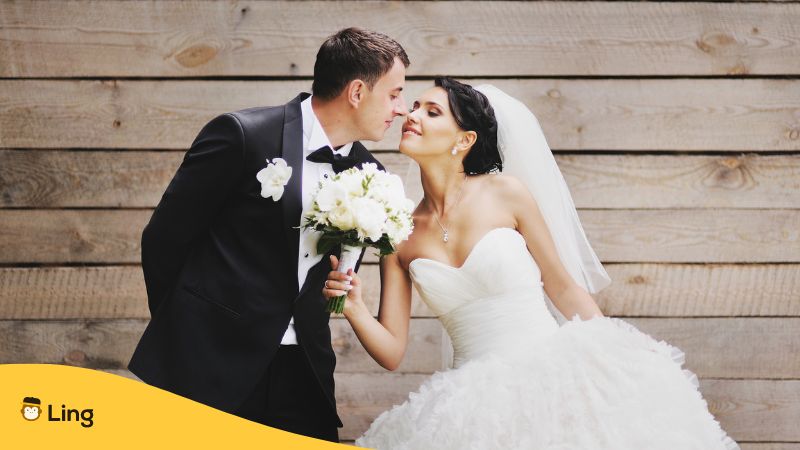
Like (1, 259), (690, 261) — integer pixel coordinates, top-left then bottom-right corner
(434, 77), (502, 175)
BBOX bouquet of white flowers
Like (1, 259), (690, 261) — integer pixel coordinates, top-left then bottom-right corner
(302, 163), (415, 313)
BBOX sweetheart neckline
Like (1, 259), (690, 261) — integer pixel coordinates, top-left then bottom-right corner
(409, 227), (519, 272)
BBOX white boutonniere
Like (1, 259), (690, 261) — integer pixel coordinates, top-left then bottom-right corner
(256, 157), (292, 201)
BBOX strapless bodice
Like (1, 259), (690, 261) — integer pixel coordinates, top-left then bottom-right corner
(409, 228), (559, 367)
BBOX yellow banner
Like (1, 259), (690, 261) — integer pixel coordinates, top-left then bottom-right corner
(0, 364), (354, 449)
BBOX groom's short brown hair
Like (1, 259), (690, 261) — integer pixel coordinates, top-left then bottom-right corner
(312, 27), (410, 101)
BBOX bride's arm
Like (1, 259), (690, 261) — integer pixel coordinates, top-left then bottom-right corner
(324, 253), (412, 371)
(497, 175), (604, 321)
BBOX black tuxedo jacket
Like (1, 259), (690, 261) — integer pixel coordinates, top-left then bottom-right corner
(128, 92), (383, 427)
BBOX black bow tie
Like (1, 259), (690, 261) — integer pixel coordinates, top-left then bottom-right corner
(305, 145), (359, 174)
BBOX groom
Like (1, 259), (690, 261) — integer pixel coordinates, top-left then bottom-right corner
(128, 28), (409, 442)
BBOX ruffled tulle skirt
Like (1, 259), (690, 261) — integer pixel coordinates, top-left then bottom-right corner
(355, 316), (739, 450)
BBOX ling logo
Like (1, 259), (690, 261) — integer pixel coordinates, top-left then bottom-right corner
(20, 396), (94, 428)
(22, 397), (42, 421)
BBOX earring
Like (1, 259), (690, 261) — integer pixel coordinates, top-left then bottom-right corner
(451, 147), (458, 155)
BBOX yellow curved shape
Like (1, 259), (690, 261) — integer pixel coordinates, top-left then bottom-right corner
(0, 364), (359, 449)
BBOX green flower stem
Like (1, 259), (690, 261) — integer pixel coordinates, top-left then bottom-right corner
(327, 294), (347, 314)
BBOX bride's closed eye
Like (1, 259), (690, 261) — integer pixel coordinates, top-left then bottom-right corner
(410, 103), (440, 117)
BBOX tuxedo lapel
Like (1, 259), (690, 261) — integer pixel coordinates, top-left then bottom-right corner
(280, 93), (308, 295)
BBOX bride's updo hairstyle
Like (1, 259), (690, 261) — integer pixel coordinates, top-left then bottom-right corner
(434, 77), (502, 175)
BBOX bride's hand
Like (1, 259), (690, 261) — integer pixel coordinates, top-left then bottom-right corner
(324, 255), (369, 319)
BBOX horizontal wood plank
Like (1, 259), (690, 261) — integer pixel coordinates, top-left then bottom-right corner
(3, 318), (798, 378)
(0, 210), (148, 264)
(1, 2), (798, 77)
(103, 369), (800, 442)
(2, 79), (798, 151)
(0, 266), (148, 320)
(701, 379), (800, 442)
(0, 150), (180, 208)
(3, 151), (800, 209)
(624, 318), (800, 379)
(2, 209), (797, 264)
(4, 263), (798, 320)
(592, 263), (800, 317)
(552, 153), (800, 209)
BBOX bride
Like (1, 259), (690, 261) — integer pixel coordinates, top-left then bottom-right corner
(323, 77), (740, 449)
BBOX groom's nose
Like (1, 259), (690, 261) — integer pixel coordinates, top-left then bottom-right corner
(393, 94), (408, 117)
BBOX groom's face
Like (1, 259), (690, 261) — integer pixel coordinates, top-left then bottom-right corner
(354, 57), (407, 142)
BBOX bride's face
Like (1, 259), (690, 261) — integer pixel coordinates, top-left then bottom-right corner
(399, 87), (462, 158)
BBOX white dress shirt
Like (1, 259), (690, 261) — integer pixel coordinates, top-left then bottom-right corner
(280, 95), (353, 345)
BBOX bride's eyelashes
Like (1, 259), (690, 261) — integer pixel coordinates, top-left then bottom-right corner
(409, 102), (441, 117)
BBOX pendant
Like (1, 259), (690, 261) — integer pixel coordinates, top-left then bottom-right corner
(443, 230), (449, 243)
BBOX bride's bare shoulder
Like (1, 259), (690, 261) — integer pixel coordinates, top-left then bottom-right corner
(482, 173), (529, 196)
(481, 174), (540, 219)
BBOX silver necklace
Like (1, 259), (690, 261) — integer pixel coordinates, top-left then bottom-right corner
(429, 173), (467, 243)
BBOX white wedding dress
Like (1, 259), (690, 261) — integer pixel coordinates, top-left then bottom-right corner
(355, 227), (739, 450)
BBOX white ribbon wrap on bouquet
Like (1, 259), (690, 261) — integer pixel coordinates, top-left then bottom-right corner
(337, 244), (361, 277)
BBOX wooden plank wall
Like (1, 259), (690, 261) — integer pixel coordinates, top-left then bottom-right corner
(1, 1), (799, 447)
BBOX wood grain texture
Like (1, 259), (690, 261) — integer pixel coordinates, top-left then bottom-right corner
(624, 318), (800, 379)
(3, 318), (798, 378)
(1, 1), (798, 77)
(700, 379), (800, 442)
(0, 266), (148, 320)
(2, 79), (798, 151)
(594, 264), (800, 317)
(0, 150), (180, 208)
(552, 153), (800, 209)
(103, 369), (800, 442)
(3, 263), (798, 320)
(3, 151), (800, 209)
(0, 210), (148, 264)
(575, 209), (800, 264)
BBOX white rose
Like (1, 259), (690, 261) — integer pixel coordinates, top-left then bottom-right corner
(386, 216), (413, 245)
(366, 179), (389, 204)
(360, 162), (380, 177)
(339, 171), (365, 199)
(256, 157), (292, 201)
(351, 197), (388, 242)
(315, 181), (348, 212)
(328, 202), (356, 230)
(385, 174), (409, 206)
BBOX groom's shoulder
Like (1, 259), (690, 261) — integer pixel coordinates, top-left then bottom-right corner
(224, 92), (305, 132)
(224, 104), (285, 133)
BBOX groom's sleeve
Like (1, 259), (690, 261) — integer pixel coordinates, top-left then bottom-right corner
(141, 113), (245, 315)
